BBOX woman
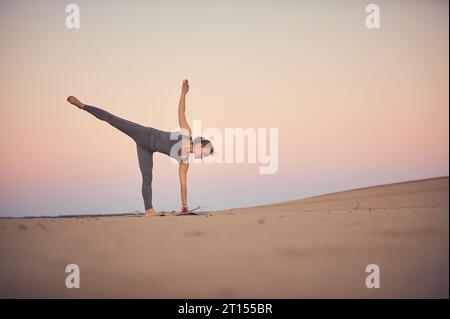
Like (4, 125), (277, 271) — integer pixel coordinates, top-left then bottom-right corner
(66, 79), (214, 216)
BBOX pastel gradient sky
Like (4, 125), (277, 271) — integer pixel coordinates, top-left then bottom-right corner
(0, 0), (448, 216)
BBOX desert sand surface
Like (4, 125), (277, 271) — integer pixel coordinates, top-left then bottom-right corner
(0, 177), (448, 298)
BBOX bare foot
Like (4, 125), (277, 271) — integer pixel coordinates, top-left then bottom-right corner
(67, 96), (85, 109)
(145, 208), (157, 217)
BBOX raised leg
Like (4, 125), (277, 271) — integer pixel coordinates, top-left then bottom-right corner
(67, 97), (148, 145)
(84, 105), (149, 145)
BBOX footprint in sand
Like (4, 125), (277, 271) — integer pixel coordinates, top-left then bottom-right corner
(184, 230), (207, 237)
(18, 224), (27, 230)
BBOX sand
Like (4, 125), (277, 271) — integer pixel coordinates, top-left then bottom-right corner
(0, 176), (448, 298)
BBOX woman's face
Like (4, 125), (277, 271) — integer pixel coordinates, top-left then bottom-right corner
(193, 143), (212, 159)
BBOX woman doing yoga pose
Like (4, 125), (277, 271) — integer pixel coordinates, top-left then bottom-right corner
(66, 79), (214, 216)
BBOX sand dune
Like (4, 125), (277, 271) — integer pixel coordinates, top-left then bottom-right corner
(0, 177), (448, 298)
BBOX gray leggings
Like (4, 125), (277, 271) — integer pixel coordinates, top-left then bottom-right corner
(84, 105), (158, 210)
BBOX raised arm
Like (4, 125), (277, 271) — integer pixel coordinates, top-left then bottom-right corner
(178, 79), (191, 136)
(178, 79), (191, 214)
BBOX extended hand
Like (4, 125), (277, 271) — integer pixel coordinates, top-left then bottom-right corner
(181, 79), (189, 95)
(180, 206), (189, 215)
